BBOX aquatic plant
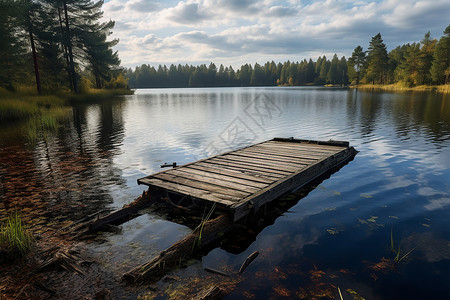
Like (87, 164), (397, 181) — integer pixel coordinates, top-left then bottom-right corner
(390, 227), (416, 264)
(0, 211), (34, 256)
(338, 287), (344, 300)
(192, 203), (216, 251)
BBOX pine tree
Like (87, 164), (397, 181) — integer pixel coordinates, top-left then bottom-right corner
(416, 32), (437, 85)
(44, 0), (121, 92)
(365, 33), (389, 84)
(327, 54), (340, 84)
(348, 46), (366, 85)
(0, 1), (27, 90)
(431, 25), (450, 84)
(319, 56), (330, 84)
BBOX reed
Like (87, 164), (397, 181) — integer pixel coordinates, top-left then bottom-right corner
(0, 211), (34, 256)
(390, 227), (416, 264)
(192, 203), (216, 251)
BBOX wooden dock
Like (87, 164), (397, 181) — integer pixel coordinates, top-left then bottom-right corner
(138, 138), (357, 221)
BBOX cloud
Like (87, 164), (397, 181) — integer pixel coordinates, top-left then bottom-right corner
(102, 0), (450, 68)
(205, 0), (261, 14)
(104, 0), (125, 12)
(165, 1), (213, 24)
(126, 0), (160, 12)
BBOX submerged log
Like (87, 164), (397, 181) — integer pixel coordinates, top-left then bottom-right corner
(69, 188), (162, 235)
(123, 214), (233, 284)
(88, 189), (161, 233)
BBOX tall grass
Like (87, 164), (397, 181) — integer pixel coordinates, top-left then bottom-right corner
(26, 106), (71, 144)
(354, 83), (450, 94)
(67, 88), (134, 103)
(0, 93), (66, 124)
(0, 98), (38, 122)
(0, 211), (34, 256)
(0, 87), (131, 124)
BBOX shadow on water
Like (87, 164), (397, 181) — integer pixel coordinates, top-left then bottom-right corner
(92, 154), (357, 299)
(0, 97), (127, 231)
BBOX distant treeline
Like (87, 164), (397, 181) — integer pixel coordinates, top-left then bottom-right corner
(126, 25), (450, 88)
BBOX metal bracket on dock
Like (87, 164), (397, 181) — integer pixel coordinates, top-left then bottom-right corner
(161, 162), (177, 168)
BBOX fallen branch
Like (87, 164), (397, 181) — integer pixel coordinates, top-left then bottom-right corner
(123, 214), (233, 284)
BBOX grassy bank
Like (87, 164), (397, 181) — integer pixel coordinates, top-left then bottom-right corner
(352, 83), (450, 94)
(67, 88), (134, 103)
(0, 87), (133, 124)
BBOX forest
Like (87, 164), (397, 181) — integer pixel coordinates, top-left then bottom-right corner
(0, 0), (126, 94)
(1, 1), (449, 92)
(126, 25), (450, 89)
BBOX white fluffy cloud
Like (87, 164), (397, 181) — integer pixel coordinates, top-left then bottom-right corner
(102, 0), (450, 68)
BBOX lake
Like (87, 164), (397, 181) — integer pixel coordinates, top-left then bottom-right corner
(1, 87), (450, 299)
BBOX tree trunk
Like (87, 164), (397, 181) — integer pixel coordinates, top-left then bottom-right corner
(57, 5), (73, 92)
(28, 23), (41, 94)
(63, 1), (79, 93)
(95, 71), (102, 89)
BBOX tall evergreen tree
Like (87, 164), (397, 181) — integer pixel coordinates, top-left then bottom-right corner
(44, 0), (120, 92)
(395, 43), (421, 86)
(318, 56), (330, 84)
(0, 1), (27, 90)
(348, 46), (366, 85)
(365, 33), (389, 84)
(431, 25), (450, 84)
(327, 54), (340, 84)
(338, 56), (348, 85)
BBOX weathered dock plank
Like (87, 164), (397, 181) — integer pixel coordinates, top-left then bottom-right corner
(138, 138), (357, 221)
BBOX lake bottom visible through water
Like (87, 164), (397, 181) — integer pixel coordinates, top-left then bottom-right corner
(1, 87), (450, 299)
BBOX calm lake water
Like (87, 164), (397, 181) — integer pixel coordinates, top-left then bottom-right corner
(1, 87), (450, 299)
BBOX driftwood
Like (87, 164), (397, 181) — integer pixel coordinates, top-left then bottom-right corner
(123, 214), (233, 283)
(34, 247), (90, 276)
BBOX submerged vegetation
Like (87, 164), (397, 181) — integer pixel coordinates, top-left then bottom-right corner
(0, 211), (34, 257)
(390, 227), (417, 264)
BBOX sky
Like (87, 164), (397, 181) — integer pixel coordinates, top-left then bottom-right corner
(102, 0), (450, 69)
